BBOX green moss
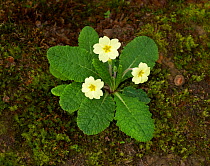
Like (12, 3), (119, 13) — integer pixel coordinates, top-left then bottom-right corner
(0, 122), (7, 135)
(0, 152), (19, 166)
(177, 3), (210, 23)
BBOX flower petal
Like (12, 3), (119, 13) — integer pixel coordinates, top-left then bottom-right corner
(93, 90), (103, 99)
(82, 84), (89, 92)
(138, 62), (148, 69)
(141, 75), (148, 83)
(99, 53), (109, 63)
(82, 76), (104, 99)
(110, 39), (121, 49)
(109, 50), (119, 59)
(131, 68), (140, 77)
(85, 91), (94, 99)
(85, 76), (94, 84)
(93, 36), (121, 62)
(95, 79), (104, 89)
(99, 36), (110, 45)
(132, 76), (140, 84)
(93, 44), (103, 54)
(131, 62), (150, 84)
(144, 67), (150, 76)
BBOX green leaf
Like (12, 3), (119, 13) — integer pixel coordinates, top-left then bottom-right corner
(92, 58), (112, 86)
(123, 86), (151, 104)
(114, 93), (154, 142)
(59, 82), (85, 114)
(49, 66), (68, 81)
(77, 94), (115, 135)
(120, 36), (158, 80)
(51, 84), (68, 96)
(47, 46), (99, 82)
(78, 26), (99, 54)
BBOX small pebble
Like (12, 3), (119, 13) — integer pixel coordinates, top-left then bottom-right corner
(174, 75), (185, 86)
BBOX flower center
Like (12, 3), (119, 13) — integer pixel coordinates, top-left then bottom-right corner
(89, 84), (96, 91)
(103, 45), (111, 53)
(138, 70), (144, 77)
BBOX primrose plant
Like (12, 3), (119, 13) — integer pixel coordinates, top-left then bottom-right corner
(47, 26), (158, 142)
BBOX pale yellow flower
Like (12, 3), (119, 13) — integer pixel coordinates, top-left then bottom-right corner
(131, 62), (150, 84)
(93, 36), (121, 62)
(82, 76), (104, 99)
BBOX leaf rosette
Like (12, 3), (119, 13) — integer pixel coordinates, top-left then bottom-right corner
(47, 26), (158, 142)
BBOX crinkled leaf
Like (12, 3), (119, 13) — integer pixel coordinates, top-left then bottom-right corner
(47, 46), (99, 82)
(114, 93), (154, 142)
(123, 86), (151, 104)
(59, 82), (85, 114)
(120, 36), (158, 80)
(92, 58), (112, 86)
(77, 94), (115, 135)
(51, 84), (68, 96)
(78, 26), (99, 54)
(49, 66), (68, 81)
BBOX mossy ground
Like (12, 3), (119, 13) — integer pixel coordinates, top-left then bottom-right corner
(0, 0), (209, 165)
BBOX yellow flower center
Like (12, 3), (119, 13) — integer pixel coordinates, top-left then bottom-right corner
(103, 45), (111, 53)
(138, 70), (144, 77)
(89, 84), (96, 91)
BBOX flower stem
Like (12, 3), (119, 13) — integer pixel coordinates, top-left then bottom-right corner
(113, 71), (116, 78)
(108, 59), (113, 77)
(109, 64), (112, 77)
(113, 66), (117, 78)
(122, 68), (133, 78)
